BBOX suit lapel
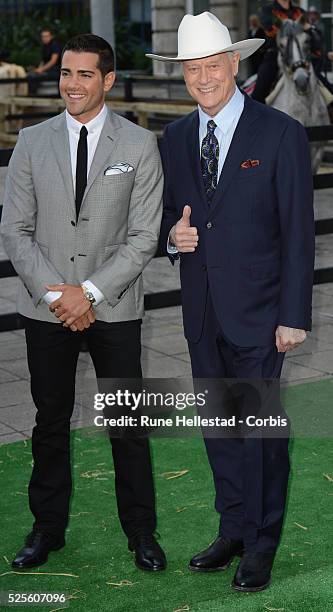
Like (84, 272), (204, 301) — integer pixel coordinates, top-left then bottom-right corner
(209, 94), (261, 215)
(50, 109), (122, 217)
(50, 112), (75, 215)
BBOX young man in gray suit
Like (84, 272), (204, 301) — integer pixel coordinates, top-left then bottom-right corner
(1, 34), (165, 572)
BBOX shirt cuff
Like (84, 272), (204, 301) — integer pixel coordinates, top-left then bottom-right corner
(43, 290), (63, 305)
(167, 232), (179, 255)
(82, 280), (105, 306)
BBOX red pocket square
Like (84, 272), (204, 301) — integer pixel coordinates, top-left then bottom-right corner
(241, 159), (260, 169)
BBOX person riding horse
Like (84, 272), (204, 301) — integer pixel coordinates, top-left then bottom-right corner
(261, 16), (330, 173)
(252, 0), (322, 103)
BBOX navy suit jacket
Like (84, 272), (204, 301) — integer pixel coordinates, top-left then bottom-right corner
(159, 94), (315, 346)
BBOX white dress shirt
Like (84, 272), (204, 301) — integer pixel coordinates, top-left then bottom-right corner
(43, 105), (108, 306)
(168, 86), (245, 255)
(66, 104), (108, 188)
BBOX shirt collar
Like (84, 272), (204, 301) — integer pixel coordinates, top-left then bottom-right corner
(198, 86), (244, 135)
(65, 104), (108, 135)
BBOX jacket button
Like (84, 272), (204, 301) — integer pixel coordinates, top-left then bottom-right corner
(206, 222), (212, 229)
(70, 256), (74, 262)
(71, 221), (76, 226)
(202, 265), (207, 271)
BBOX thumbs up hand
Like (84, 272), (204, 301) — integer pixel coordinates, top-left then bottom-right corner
(180, 204), (191, 227)
(170, 205), (199, 253)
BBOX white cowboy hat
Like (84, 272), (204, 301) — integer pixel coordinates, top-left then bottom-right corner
(146, 11), (265, 62)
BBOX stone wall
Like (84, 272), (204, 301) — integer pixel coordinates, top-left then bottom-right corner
(150, 0), (248, 77)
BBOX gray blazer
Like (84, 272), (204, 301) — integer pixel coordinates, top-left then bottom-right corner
(1, 109), (163, 323)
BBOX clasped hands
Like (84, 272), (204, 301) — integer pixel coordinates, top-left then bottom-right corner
(46, 283), (95, 332)
(170, 205), (307, 353)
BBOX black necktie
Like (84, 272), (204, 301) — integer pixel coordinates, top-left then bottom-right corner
(201, 119), (220, 203)
(75, 125), (88, 219)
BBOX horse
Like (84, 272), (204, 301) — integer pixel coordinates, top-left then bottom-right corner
(244, 19), (331, 172)
(0, 60), (28, 134)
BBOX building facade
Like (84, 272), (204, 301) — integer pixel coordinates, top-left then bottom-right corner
(151, 0), (248, 76)
(2, 0), (333, 75)
(150, 0), (333, 76)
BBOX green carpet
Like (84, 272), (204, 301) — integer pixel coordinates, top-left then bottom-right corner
(1, 379), (333, 612)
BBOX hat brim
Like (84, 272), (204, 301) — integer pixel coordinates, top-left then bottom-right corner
(146, 38), (265, 62)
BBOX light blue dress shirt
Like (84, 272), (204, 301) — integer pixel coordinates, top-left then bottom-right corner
(168, 86), (245, 254)
(198, 86), (245, 179)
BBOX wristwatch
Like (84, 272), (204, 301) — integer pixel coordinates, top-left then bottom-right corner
(81, 284), (96, 306)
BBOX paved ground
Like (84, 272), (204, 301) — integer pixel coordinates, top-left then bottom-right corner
(1, 174), (333, 444)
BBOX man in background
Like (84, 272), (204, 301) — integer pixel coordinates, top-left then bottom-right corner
(252, 0), (311, 103)
(308, 5), (325, 38)
(247, 14), (266, 75)
(28, 28), (62, 94)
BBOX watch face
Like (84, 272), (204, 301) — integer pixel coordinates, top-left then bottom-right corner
(82, 286), (95, 304)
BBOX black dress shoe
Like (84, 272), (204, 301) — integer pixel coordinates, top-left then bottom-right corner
(189, 536), (244, 572)
(12, 530), (65, 569)
(232, 552), (275, 592)
(128, 534), (167, 571)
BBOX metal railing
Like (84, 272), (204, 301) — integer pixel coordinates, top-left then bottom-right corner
(0, 74), (185, 99)
(1, 125), (333, 332)
(0, 74), (188, 134)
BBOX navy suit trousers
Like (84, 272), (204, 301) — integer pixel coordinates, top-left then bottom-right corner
(187, 290), (290, 553)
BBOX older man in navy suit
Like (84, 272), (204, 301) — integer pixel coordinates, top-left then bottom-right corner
(148, 12), (315, 592)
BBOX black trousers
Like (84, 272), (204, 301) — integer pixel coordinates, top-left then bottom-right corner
(22, 316), (156, 541)
(187, 291), (290, 553)
(27, 69), (60, 95)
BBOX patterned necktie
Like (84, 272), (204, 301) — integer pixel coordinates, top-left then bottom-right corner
(75, 125), (88, 219)
(201, 119), (220, 202)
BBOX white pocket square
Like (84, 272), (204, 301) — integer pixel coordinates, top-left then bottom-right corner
(104, 163), (134, 176)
